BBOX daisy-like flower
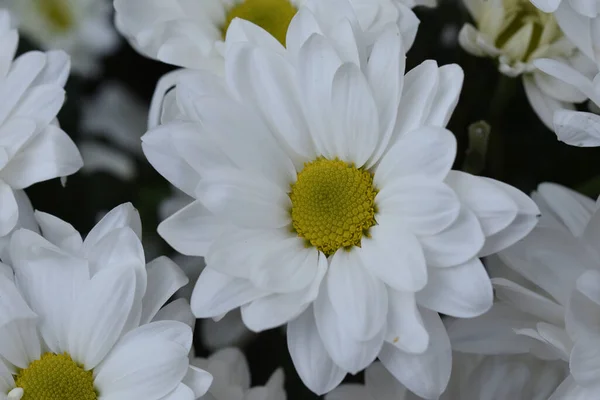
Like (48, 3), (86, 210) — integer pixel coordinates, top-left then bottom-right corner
(142, 0), (539, 397)
(458, 0), (598, 129)
(448, 183), (600, 398)
(1, 0), (119, 76)
(0, 202), (213, 400)
(192, 348), (286, 400)
(326, 355), (567, 400)
(0, 10), (82, 254)
(114, 0), (419, 71)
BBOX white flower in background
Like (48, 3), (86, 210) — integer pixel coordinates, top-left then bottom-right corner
(113, 0), (419, 71)
(326, 355), (566, 400)
(0, 10), (82, 255)
(1, 0), (119, 76)
(79, 82), (148, 180)
(114, 0), (420, 128)
(0, 203), (212, 399)
(458, 0), (598, 130)
(192, 348), (286, 400)
(448, 182), (600, 398)
(142, 0), (539, 397)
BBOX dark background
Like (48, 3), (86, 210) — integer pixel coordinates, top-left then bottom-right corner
(21, 1), (600, 398)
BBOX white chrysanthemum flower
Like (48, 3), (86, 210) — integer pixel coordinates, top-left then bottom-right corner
(114, 0), (419, 71)
(79, 82), (148, 180)
(458, 0), (598, 129)
(326, 355), (566, 400)
(448, 183), (600, 398)
(1, 0), (119, 76)
(192, 348), (286, 400)
(0, 10), (82, 253)
(0, 203), (213, 400)
(142, 1), (539, 397)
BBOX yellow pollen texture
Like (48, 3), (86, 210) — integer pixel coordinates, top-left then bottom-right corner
(290, 158), (377, 256)
(15, 353), (97, 400)
(221, 0), (297, 46)
(37, 0), (74, 32)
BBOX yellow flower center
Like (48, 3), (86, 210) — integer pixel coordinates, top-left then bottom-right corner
(36, 0), (74, 33)
(14, 353), (97, 400)
(290, 158), (377, 256)
(479, 0), (562, 63)
(221, 0), (297, 46)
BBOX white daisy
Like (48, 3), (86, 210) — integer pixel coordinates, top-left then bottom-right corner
(142, 0), (539, 397)
(458, 0), (598, 130)
(1, 0), (119, 76)
(79, 82), (148, 180)
(192, 348), (286, 400)
(448, 183), (600, 398)
(114, 0), (419, 71)
(326, 355), (567, 400)
(0, 202), (213, 400)
(0, 10), (82, 255)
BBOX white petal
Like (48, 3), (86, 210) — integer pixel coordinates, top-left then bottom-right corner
(392, 60), (439, 140)
(423, 64), (464, 128)
(566, 269), (600, 341)
(34, 210), (82, 253)
(416, 258), (493, 318)
(226, 44), (314, 165)
(296, 34), (343, 159)
(152, 298), (195, 328)
(179, 85), (296, 188)
(0, 180), (17, 236)
(531, 0), (561, 12)
(287, 308), (346, 395)
(94, 327), (190, 400)
(446, 303), (538, 355)
(195, 169), (291, 229)
(376, 177), (460, 236)
(191, 268), (267, 318)
(535, 182), (592, 236)
(549, 376), (596, 400)
(242, 252), (327, 331)
(83, 203), (141, 251)
(374, 127), (457, 188)
(314, 282), (385, 374)
(182, 366), (212, 398)
(158, 200), (222, 257)
(445, 171), (518, 237)
(379, 308), (451, 400)
(569, 0), (598, 17)
(142, 123), (203, 197)
(10, 229), (88, 354)
(364, 361), (410, 400)
(1, 125), (82, 189)
(386, 289), (429, 354)
(0, 273), (40, 368)
(553, 110), (600, 147)
(327, 249), (388, 340)
(359, 220), (427, 292)
(68, 267), (136, 369)
(330, 62), (380, 167)
(570, 337), (600, 389)
(0, 358), (15, 395)
(523, 74), (572, 131)
(140, 257), (189, 325)
(366, 24), (405, 167)
(250, 238), (319, 293)
(419, 207), (485, 267)
(492, 278), (564, 325)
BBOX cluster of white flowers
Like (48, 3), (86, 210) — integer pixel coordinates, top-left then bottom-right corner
(0, 0), (600, 398)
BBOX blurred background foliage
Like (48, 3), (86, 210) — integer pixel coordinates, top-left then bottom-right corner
(19, 0), (600, 398)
